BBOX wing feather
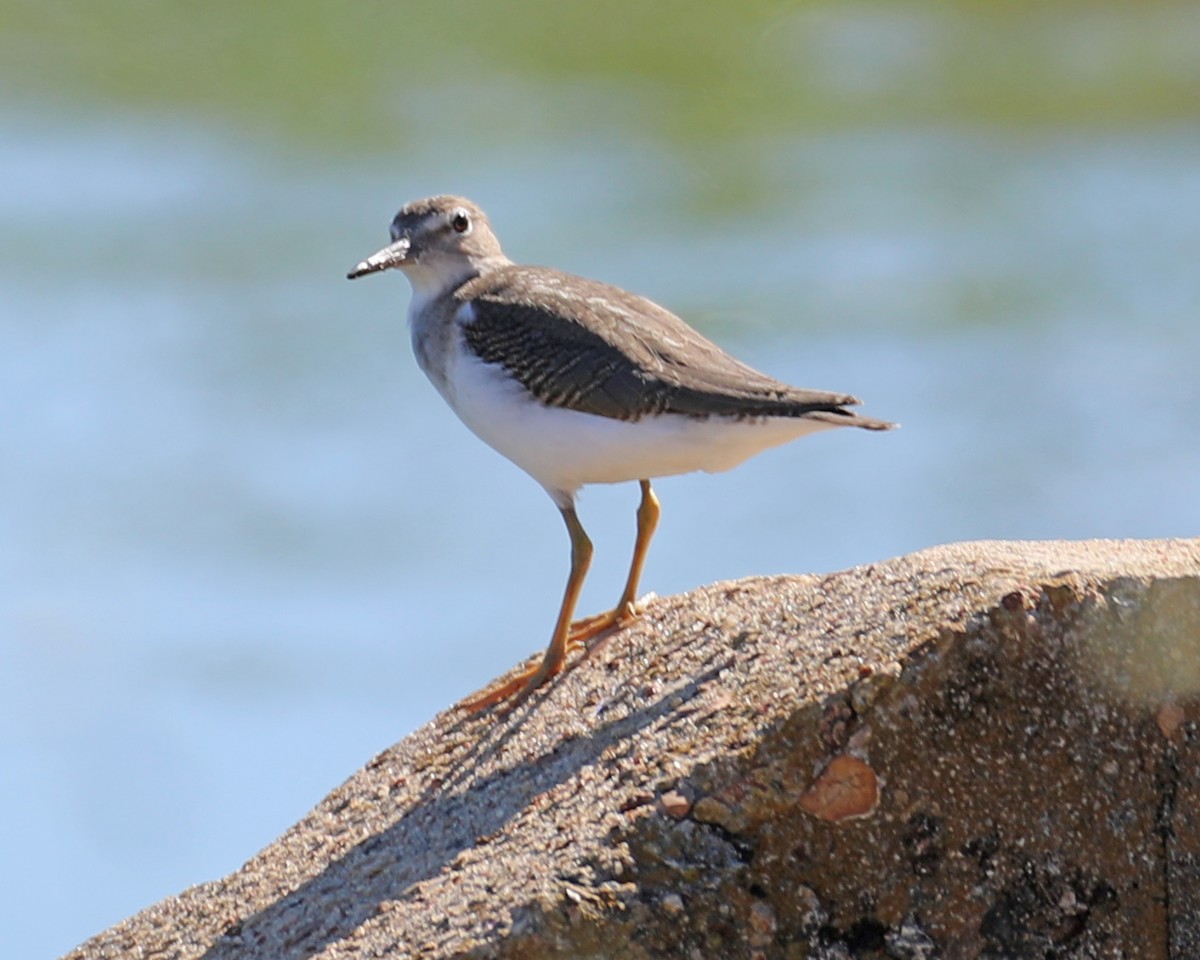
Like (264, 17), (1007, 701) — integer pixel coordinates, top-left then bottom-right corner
(456, 266), (892, 430)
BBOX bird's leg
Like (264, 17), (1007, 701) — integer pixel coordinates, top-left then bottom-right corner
(568, 479), (660, 648)
(464, 503), (593, 713)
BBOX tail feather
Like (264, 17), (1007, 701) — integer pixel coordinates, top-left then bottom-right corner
(805, 407), (897, 432)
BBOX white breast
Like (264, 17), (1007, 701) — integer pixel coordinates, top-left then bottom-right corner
(443, 333), (837, 507)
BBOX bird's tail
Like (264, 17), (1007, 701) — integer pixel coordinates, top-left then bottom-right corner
(807, 408), (898, 431)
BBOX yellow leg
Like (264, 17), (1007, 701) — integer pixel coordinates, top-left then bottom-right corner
(465, 503), (594, 712)
(568, 479), (660, 647)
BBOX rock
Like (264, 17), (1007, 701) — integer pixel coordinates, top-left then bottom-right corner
(658, 790), (692, 820)
(63, 538), (1200, 959)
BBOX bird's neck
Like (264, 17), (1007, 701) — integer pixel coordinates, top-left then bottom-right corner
(402, 254), (508, 316)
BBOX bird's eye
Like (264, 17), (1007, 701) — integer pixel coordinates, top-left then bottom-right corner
(450, 210), (471, 234)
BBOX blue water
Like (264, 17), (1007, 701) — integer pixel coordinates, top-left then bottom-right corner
(3, 102), (1200, 957)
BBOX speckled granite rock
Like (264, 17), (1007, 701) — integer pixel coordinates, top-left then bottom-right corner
(64, 539), (1200, 960)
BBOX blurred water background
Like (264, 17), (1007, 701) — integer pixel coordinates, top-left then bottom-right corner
(2, 2), (1199, 955)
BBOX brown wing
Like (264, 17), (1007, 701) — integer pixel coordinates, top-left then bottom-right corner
(457, 266), (892, 429)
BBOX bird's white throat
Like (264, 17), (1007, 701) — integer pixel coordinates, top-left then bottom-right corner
(399, 255), (509, 324)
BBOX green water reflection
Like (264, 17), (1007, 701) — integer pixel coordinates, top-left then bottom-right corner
(5, 2), (1199, 200)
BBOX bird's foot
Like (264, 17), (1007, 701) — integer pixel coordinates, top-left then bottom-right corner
(567, 594), (652, 650)
(463, 593), (655, 715)
(565, 606), (627, 649)
(463, 655), (563, 715)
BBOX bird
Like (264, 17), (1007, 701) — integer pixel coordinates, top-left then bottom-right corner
(347, 195), (894, 711)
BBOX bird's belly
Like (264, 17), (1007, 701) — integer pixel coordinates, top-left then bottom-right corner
(445, 350), (836, 502)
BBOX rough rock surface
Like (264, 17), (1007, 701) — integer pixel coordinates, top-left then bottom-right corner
(65, 539), (1200, 959)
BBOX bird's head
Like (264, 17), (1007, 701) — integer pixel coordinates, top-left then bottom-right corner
(347, 195), (506, 292)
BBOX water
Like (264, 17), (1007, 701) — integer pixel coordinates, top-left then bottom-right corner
(3, 4), (1200, 957)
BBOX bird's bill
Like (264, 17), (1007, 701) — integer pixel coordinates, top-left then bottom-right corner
(346, 237), (411, 280)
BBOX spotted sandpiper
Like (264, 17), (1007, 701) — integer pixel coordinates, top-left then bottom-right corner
(348, 195), (894, 710)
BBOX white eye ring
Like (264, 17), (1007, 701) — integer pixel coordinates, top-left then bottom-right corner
(450, 209), (472, 235)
